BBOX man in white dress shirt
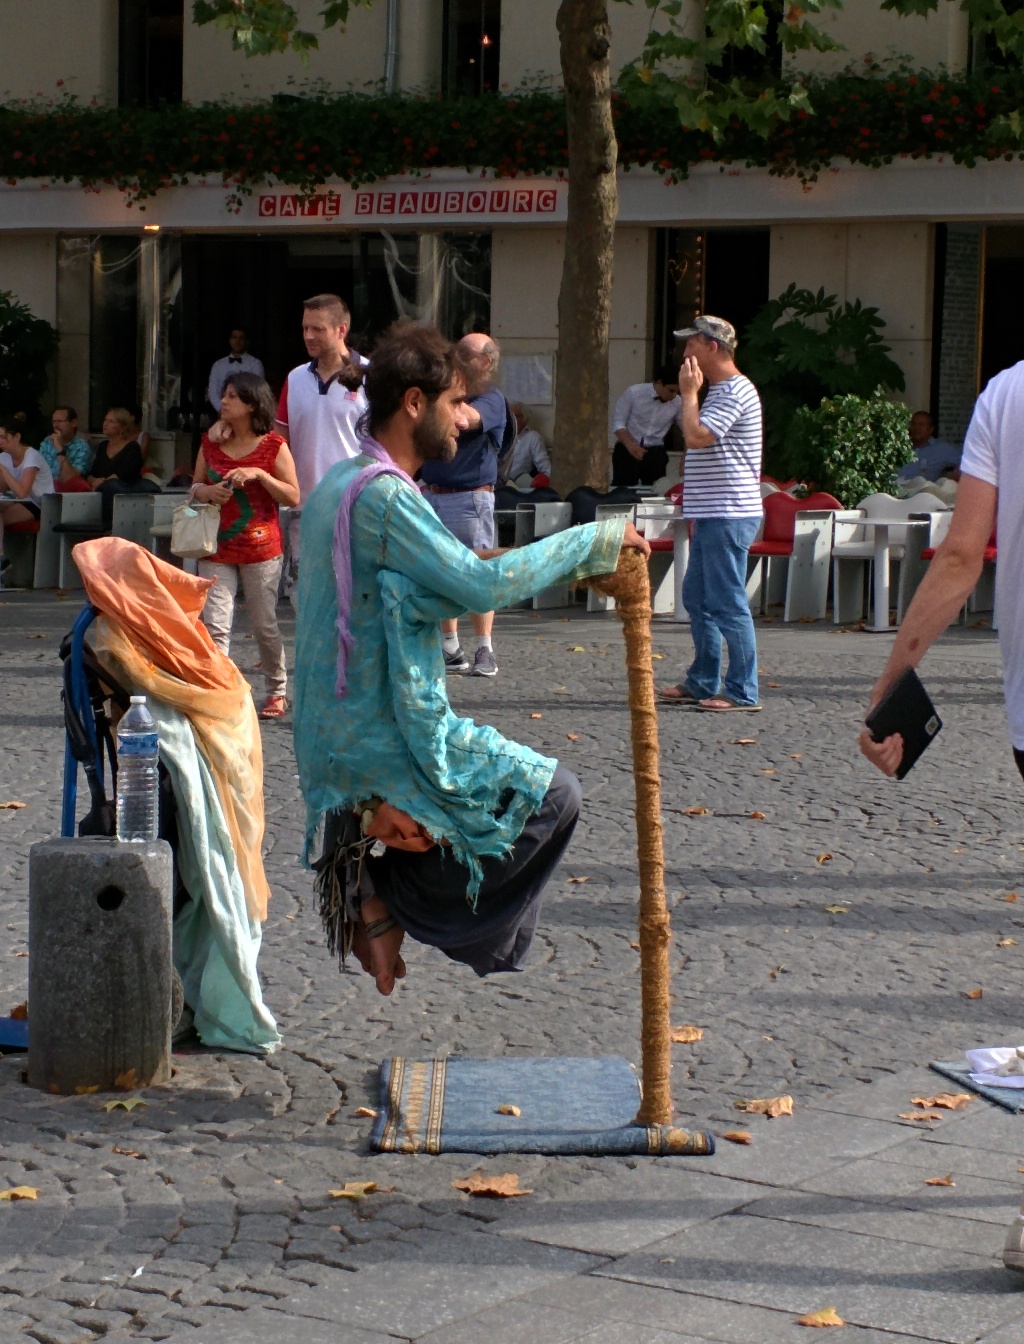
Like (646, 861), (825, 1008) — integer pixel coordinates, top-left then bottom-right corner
(500, 405), (552, 486)
(207, 329), (265, 412)
(611, 364), (681, 487)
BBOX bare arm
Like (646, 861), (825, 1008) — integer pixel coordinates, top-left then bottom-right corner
(0, 463), (37, 499)
(221, 442), (300, 508)
(614, 427), (645, 460)
(859, 472), (996, 776)
(191, 447), (233, 506)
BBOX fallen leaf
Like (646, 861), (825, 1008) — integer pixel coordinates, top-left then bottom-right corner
(924, 1173), (955, 1186)
(722, 1130), (752, 1145)
(760, 768), (776, 775)
(529, 713), (543, 720)
(0, 1186), (37, 1201)
(797, 1306), (845, 1327)
(768, 965), (787, 980)
(0, 801), (26, 810)
(1005, 893), (1019, 903)
(670, 1025), (703, 1044)
(749, 811), (767, 821)
(566, 733), (580, 742)
(734, 1095), (794, 1118)
(329, 1223), (342, 1232)
(568, 646), (586, 653)
(651, 653), (665, 660)
(103, 1097), (147, 1112)
(9, 1002), (27, 1020)
(115, 1069), (137, 1091)
(912, 1093), (972, 1111)
(453, 1172), (532, 1198)
(25, 634), (47, 640)
(963, 988), (984, 1000)
(817, 853), (834, 864)
(766, 681), (782, 689)
(953, 847), (965, 854)
(898, 1111), (943, 1122)
(13, 951), (26, 958)
(628, 940), (640, 950)
(731, 738), (757, 745)
(76, 1085), (101, 1095)
(566, 875), (590, 884)
(998, 938), (1018, 947)
(352, 1107), (377, 1119)
(496, 1104), (522, 1117)
(790, 753), (803, 759)
(683, 806), (710, 816)
(329, 1182), (378, 1200)
(112, 1146), (147, 1160)
(824, 905), (848, 915)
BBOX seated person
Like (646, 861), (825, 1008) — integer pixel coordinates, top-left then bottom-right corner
(0, 414), (54, 576)
(38, 405), (94, 488)
(294, 321), (649, 995)
(88, 407), (161, 525)
(898, 411), (960, 482)
(500, 404), (552, 486)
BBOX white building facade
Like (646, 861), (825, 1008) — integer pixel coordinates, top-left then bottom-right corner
(0, 0), (1012, 469)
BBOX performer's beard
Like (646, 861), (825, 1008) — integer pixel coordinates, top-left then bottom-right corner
(413, 400), (457, 463)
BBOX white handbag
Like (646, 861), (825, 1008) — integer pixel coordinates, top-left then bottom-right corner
(170, 492), (221, 559)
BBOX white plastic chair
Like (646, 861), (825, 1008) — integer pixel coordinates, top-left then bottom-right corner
(832, 494), (948, 625)
(514, 501), (573, 609)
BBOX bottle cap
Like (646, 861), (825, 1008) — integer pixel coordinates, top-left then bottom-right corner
(129, 695), (146, 704)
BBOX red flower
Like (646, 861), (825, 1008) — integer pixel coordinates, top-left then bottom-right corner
(921, 114), (934, 123)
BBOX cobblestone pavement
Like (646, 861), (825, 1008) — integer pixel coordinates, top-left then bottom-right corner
(2, 590), (1024, 1342)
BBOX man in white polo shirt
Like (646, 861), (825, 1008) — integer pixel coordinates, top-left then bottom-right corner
(658, 315), (763, 713)
(276, 293), (368, 597)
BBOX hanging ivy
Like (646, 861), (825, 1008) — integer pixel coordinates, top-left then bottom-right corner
(0, 72), (1022, 207)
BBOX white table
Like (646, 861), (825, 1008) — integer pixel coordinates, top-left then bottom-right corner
(667, 514), (690, 623)
(852, 516), (927, 633)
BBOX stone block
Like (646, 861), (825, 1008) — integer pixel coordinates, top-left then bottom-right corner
(28, 838), (173, 1095)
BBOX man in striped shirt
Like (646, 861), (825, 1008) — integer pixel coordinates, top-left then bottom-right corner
(659, 316), (763, 712)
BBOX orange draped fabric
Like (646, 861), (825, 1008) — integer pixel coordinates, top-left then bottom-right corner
(72, 537), (271, 922)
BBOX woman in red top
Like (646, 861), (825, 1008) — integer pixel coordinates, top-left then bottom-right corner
(193, 372), (300, 719)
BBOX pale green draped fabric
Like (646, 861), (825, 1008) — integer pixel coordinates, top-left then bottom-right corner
(293, 458), (625, 894)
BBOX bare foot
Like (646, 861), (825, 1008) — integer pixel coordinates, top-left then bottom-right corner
(353, 894), (407, 996)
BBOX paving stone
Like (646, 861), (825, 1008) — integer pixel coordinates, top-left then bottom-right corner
(156, 1304), (397, 1343)
(266, 1232), (600, 1337)
(597, 1214), (1021, 1343)
(795, 1157), (1020, 1225)
(487, 1167), (765, 1256)
(522, 1277), (914, 1344)
(415, 1299), (701, 1343)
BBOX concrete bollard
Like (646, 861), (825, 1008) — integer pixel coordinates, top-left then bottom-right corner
(28, 837), (174, 1095)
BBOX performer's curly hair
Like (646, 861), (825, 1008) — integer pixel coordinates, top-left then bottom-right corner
(365, 321), (456, 435)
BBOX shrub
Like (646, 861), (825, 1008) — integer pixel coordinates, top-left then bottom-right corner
(787, 390), (914, 506)
(740, 284), (906, 476)
(0, 289), (59, 437)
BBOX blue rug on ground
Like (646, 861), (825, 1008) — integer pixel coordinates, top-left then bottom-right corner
(930, 1060), (1024, 1114)
(370, 1055), (716, 1156)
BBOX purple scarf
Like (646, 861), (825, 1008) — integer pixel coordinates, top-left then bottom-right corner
(333, 435), (419, 699)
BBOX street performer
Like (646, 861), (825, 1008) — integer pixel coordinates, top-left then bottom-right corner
(293, 322), (649, 995)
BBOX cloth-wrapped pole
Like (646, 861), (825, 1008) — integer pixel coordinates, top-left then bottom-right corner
(585, 547), (672, 1127)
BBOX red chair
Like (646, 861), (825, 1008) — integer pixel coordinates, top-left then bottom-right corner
(748, 491), (843, 617)
(921, 526), (996, 624)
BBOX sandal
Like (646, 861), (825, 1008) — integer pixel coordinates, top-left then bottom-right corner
(657, 683), (699, 705)
(693, 698), (762, 713)
(258, 695), (288, 719)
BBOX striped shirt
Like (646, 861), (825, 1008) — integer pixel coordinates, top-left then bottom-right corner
(683, 374), (763, 519)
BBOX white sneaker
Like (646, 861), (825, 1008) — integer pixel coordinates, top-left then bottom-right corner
(1002, 1214), (1024, 1272)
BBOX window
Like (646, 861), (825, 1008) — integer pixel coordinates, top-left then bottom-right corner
(654, 228), (770, 370)
(89, 238), (140, 431)
(119, 0), (184, 107)
(707, 0), (784, 84)
(442, 0), (501, 97)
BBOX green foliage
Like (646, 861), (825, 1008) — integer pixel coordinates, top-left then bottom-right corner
(787, 390), (914, 505)
(3, 68), (1024, 202)
(740, 284), (906, 473)
(192, 0), (373, 59)
(0, 290), (59, 433)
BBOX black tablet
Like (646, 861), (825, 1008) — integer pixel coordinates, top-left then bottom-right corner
(864, 668), (942, 780)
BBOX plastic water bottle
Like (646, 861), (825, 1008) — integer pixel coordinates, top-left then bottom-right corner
(116, 696), (160, 843)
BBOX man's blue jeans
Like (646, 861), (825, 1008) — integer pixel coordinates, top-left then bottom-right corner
(682, 516), (761, 706)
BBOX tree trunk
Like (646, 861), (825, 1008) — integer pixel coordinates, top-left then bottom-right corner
(551, 0), (618, 495)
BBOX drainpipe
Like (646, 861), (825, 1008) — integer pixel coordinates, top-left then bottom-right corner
(384, 0), (399, 93)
